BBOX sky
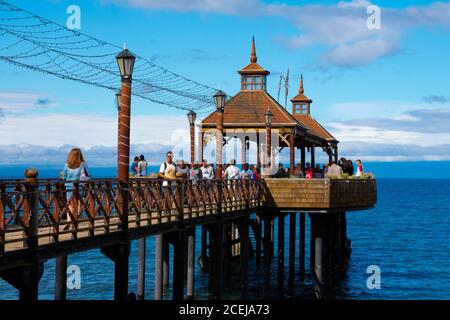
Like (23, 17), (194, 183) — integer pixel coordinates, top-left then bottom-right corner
(0, 0), (450, 166)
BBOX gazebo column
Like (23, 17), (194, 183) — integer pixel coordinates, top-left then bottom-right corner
(311, 146), (315, 171)
(334, 146), (339, 164)
(257, 131), (261, 169)
(199, 131), (204, 162)
(328, 147), (333, 165)
(301, 146), (306, 168)
(241, 136), (247, 166)
(290, 129), (295, 175)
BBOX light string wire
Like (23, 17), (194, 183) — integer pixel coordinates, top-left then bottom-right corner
(0, 0), (226, 116)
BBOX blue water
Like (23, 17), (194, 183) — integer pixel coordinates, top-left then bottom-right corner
(1, 166), (450, 299)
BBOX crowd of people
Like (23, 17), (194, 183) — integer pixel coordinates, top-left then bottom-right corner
(154, 151), (262, 182)
(58, 148), (365, 184)
(129, 151), (365, 181)
(273, 158), (365, 179)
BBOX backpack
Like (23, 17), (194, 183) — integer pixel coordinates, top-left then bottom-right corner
(163, 161), (176, 172)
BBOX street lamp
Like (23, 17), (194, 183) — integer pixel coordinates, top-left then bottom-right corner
(264, 109), (273, 127)
(115, 91), (121, 111)
(187, 110), (196, 126)
(187, 110), (197, 164)
(214, 90), (226, 180)
(116, 48), (136, 80)
(214, 90), (226, 111)
(116, 47), (136, 182)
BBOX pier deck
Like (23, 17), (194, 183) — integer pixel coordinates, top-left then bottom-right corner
(0, 177), (377, 300)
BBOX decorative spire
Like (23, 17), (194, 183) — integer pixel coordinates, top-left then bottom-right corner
(250, 36), (257, 63)
(299, 74), (304, 94)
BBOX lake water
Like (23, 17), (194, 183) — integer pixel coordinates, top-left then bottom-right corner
(1, 166), (449, 299)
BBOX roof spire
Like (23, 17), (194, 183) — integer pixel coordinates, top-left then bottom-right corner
(250, 36), (257, 63)
(299, 74), (304, 94)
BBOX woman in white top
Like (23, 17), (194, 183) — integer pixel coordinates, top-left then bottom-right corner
(137, 154), (148, 177)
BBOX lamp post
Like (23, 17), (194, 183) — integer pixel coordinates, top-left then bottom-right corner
(214, 90), (226, 180)
(264, 109), (273, 175)
(116, 48), (136, 181)
(187, 110), (197, 165)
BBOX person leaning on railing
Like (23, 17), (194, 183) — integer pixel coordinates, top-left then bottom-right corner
(324, 161), (343, 178)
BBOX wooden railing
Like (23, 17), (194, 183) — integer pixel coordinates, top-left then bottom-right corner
(262, 178), (377, 210)
(0, 178), (262, 254)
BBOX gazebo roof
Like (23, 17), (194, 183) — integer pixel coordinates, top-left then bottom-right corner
(291, 75), (312, 103)
(293, 114), (338, 143)
(202, 90), (303, 128)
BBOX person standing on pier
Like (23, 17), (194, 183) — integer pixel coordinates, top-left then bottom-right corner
(60, 148), (90, 229)
(224, 159), (240, 180)
(130, 156), (139, 177)
(355, 159), (364, 177)
(158, 151), (176, 186)
(190, 162), (202, 183)
(176, 160), (190, 179)
(137, 155), (148, 177)
(240, 163), (251, 179)
(200, 159), (214, 180)
(324, 161), (343, 178)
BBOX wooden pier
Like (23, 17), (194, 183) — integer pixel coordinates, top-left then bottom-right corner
(0, 176), (376, 300)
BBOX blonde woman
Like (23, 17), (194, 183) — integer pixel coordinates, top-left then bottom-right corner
(61, 148), (90, 230)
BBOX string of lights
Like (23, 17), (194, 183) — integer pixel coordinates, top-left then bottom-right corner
(0, 0), (225, 116)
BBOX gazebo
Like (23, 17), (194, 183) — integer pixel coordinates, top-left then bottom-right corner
(200, 38), (339, 174)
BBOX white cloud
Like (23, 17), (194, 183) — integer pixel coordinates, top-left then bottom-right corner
(0, 113), (190, 148)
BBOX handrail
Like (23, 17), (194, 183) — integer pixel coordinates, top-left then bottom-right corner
(0, 178), (262, 254)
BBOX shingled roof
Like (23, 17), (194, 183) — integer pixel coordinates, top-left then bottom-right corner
(293, 114), (337, 143)
(202, 90), (303, 128)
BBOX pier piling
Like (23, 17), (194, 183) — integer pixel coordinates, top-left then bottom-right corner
(55, 254), (67, 300)
(101, 242), (130, 300)
(154, 234), (163, 300)
(137, 237), (146, 300)
(299, 212), (305, 276)
(162, 234), (170, 288)
(186, 227), (195, 300)
(173, 230), (186, 300)
(238, 217), (250, 299)
(289, 213), (296, 275)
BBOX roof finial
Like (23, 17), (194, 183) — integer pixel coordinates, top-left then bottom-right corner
(124, 43), (127, 50)
(250, 36), (257, 63)
(299, 74), (304, 94)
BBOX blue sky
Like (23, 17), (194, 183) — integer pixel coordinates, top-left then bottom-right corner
(0, 0), (450, 165)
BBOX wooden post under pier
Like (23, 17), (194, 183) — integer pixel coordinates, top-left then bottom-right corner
(162, 234), (170, 288)
(101, 242), (130, 300)
(289, 213), (296, 276)
(172, 230), (186, 300)
(137, 237), (146, 300)
(55, 254), (67, 300)
(299, 212), (305, 276)
(200, 225), (208, 273)
(186, 227), (195, 300)
(255, 214), (262, 265)
(154, 234), (163, 300)
(238, 216), (250, 299)
(263, 215), (272, 298)
(277, 212), (285, 293)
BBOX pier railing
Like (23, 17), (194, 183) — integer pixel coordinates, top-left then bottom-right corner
(262, 178), (377, 210)
(0, 178), (262, 254)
